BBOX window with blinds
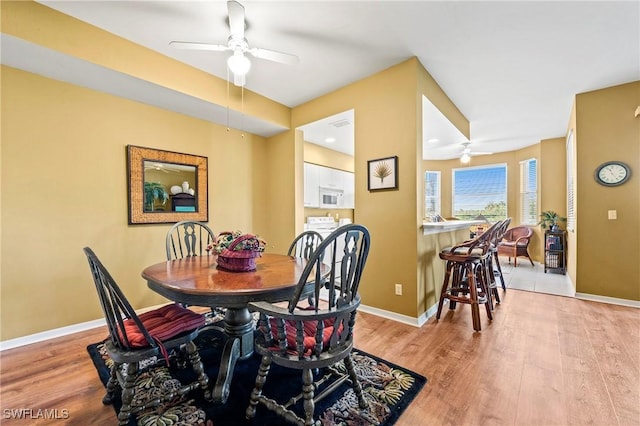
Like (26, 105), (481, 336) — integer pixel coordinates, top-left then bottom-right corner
(425, 171), (441, 218)
(566, 130), (575, 231)
(452, 164), (507, 221)
(520, 158), (538, 224)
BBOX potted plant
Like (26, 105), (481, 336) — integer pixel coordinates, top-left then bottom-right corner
(538, 210), (566, 231)
(144, 182), (169, 212)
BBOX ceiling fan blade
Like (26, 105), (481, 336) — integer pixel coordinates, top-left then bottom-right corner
(169, 41), (229, 52)
(470, 151), (493, 156)
(249, 47), (299, 65)
(227, 0), (245, 39)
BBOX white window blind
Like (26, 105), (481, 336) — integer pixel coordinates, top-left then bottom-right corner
(425, 171), (441, 218)
(520, 158), (538, 224)
(566, 130), (575, 231)
(452, 164), (507, 222)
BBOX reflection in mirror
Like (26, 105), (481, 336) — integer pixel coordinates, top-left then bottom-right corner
(143, 161), (197, 212)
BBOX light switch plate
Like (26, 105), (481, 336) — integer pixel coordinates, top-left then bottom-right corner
(608, 210), (617, 220)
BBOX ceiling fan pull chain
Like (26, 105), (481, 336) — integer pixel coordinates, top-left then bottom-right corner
(240, 84), (245, 139)
(226, 68), (230, 133)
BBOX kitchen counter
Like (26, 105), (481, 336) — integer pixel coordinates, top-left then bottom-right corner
(418, 220), (485, 323)
(422, 220), (484, 235)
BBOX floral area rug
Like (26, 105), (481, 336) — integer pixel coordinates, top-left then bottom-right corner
(87, 325), (426, 426)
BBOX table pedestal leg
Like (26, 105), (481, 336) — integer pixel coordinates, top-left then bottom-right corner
(212, 337), (239, 403)
(223, 307), (255, 359)
(211, 307), (255, 403)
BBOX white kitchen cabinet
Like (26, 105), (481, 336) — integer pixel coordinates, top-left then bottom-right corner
(319, 167), (341, 189)
(304, 163), (320, 207)
(342, 169), (355, 208)
(304, 162), (355, 209)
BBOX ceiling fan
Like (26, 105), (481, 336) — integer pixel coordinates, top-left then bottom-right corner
(459, 142), (492, 163)
(169, 0), (299, 87)
(144, 163), (180, 173)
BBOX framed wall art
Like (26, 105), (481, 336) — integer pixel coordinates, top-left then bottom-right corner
(367, 156), (398, 191)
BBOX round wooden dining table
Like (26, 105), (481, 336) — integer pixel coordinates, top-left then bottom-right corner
(142, 253), (320, 404)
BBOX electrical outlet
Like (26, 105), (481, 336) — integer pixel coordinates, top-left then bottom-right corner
(395, 283), (403, 295)
(608, 210), (617, 220)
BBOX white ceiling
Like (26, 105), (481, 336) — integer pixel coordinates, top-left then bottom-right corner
(11, 1), (640, 160)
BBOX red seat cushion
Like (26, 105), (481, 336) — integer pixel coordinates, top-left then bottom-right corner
(268, 316), (342, 356)
(120, 304), (205, 348)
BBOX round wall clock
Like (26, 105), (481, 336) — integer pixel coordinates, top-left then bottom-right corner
(594, 161), (631, 186)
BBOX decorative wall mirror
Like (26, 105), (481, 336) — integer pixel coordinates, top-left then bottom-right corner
(127, 145), (208, 224)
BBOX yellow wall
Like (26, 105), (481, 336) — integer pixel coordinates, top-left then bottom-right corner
(574, 81), (640, 300)
(0, 66), (271, 339)
(303, 142), (354, 173)
(538, 137), (568, 272)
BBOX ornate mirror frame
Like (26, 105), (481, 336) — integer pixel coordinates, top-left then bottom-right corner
(127, 145), (208, 224)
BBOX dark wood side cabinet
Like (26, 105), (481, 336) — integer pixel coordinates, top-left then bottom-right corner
(544, 230), (566, 274)
(171, 193), (196, 212)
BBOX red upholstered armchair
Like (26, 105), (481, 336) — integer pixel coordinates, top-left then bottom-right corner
(497, 226), (534, 266)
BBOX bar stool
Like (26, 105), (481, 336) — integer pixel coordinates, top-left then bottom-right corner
(490, 218), (511, 291)
(480, 218), (510, 308)
(436, 221), (502, 331)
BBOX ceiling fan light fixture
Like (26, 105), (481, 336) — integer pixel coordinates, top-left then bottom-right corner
(227, 51), (251, 76)
(460, 152), (471, 164)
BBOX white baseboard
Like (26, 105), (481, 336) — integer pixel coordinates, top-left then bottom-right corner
(358, 302), (439, 328)
(0, 303), (170, 352)
(575, 293), (640, 308)
(0, 318), (106, 351)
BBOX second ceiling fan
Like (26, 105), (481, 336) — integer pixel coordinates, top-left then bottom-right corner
(169, 0), (299, 87)
(459, 142), (492, 163)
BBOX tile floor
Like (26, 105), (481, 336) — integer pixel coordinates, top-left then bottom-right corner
(497, 256), (576, 298)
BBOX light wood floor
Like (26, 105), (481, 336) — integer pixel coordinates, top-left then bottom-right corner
(1, 289), (638, 425)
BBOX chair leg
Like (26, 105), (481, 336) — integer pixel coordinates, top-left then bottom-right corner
(246, 355), (271, 420)
(436, 261), (454, 319)
(483, 259), (496, 309)
(344, 354), (367, 409)
(487, 256), (501, 305)
(301, 368), (315, 426)
(449, 263), (465, 310)
(118, 361), (139, 425)
(480, 269), (493, 321)
(185, 340), (211, 401)
(102, 364), (119, 405)
(494, 253), (506, 290)
(467, 265), (481, 332)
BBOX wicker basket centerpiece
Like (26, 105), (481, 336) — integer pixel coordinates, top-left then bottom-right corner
(207, 231), (266, 272)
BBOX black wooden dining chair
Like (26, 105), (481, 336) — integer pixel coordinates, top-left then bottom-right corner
(287, 230), (324, 260)
(83, 247), (210, 425)
(245, 224), (371, 426)
(166, 220), (226, 317)
(165, 220), (216, 260)
(288, 230), (325, 307)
